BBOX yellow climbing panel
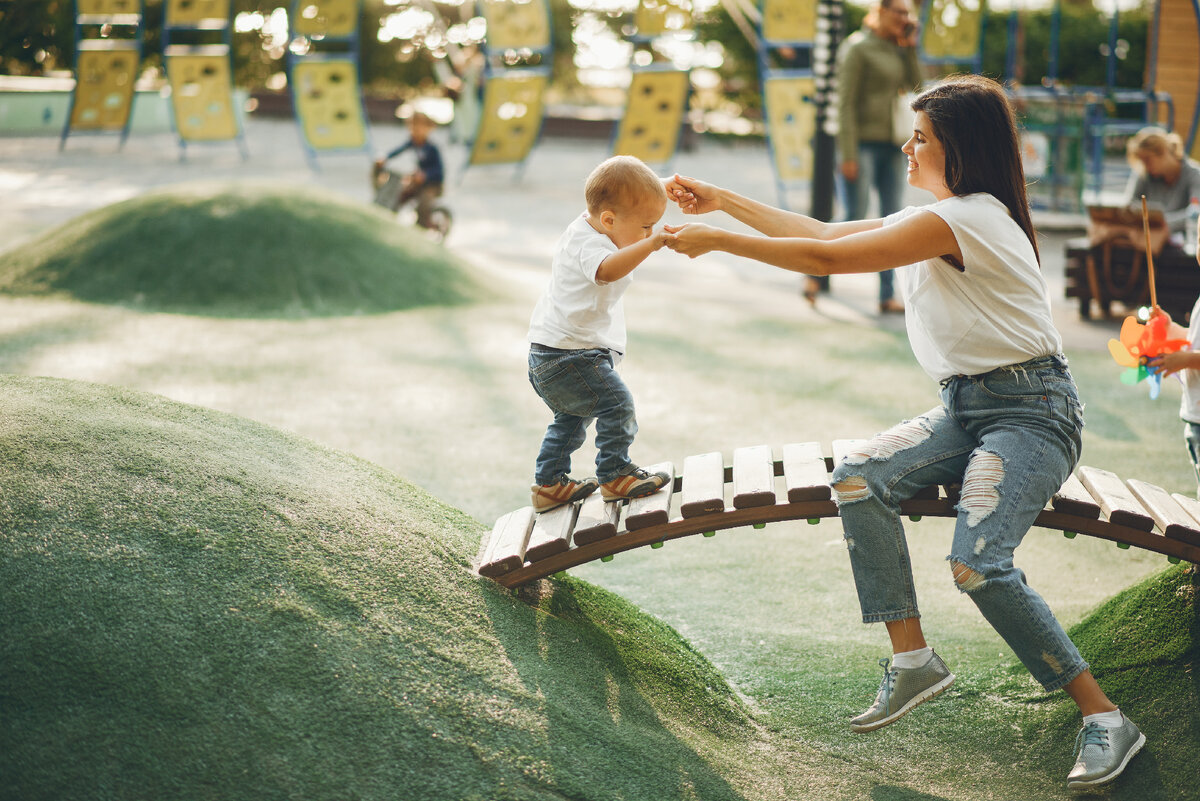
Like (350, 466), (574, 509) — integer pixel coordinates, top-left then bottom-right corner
(77, 0), (140, 14)
(291, 59), (367, 150)
(469, 71), (547, 166)
(69, 42), (139, 131)
(764, 76), (816, 181)
(761, 0), (816, 42)
(292, 0), (358, 38)
(612, 70), (689, 165)
(165, 48), (238, 141)
(164, 0), (230, 25)
(634, 0), (692, 37)
(921, 0), (983, 62)
(480, 0), (551, 51)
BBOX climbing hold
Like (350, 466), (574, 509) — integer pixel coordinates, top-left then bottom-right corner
(703, 530), (716, 537)
(753, 523), (765, 530)
(651, 541), (664, 549)
(1063, 531), (1077, 539)
(600, 554), (614, 562)
(908, 515), (922, 522)
(807, 518), (819, 525)
(1167, 555), (1181, 564)
(1117, 542), (1130, 550)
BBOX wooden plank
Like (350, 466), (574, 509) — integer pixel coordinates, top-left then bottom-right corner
(1077, 465), (1154, 532)
(573, 493), (621, 545)
(1051, 472), (1102, 519)
(625, 461), (675, 530)
(1129, 480), (1200, 547)
(478, 506), (535, 578)
(782, 442), (830, 502)
(733, 445), (776, 508)
(680, 451), (726, 518)
(524, 502), (579, 562)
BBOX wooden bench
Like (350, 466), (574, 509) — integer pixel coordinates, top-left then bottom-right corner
(1064, 237), (1200, 321)
(476, 442), (1200, 588)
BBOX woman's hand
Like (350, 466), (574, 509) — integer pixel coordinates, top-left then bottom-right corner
(662, 223), (720, 258)
(666, 174), (722, 215)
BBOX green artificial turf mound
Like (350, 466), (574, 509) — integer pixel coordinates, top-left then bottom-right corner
(0, 375), (754, 801)
(1009, 562), (1199, 798)
(0, 183), (483, 316)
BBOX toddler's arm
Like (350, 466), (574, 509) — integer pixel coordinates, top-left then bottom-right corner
(595, 229), (668, 284)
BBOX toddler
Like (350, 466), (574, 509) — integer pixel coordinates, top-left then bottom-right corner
(527, 155), (673, 512)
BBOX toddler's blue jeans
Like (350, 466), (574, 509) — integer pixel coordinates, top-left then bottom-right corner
(1185, 421), (1200, 497)
(529, 344), (637, 485)
(831, 353), (1090, 691)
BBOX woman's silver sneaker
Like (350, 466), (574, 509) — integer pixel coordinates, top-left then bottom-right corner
(1066, 714), (1145, 790)
(849, 651), (956, 733)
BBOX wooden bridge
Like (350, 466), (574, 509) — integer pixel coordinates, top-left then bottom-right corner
(477, 442), (1200, 588)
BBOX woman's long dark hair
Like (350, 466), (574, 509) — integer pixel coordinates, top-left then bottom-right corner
(911, 75), (1040, 264)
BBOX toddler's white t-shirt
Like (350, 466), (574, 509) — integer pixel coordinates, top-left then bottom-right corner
(527, 214), (630, 354)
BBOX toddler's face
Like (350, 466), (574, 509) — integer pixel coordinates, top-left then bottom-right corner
(603, 196), (667, 248)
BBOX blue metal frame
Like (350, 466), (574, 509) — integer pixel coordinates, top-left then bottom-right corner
(756, 5), (817, 210)
(60, 0), (145, 151)
(162, 5), (249, 161)
(286, 0), (373, 171)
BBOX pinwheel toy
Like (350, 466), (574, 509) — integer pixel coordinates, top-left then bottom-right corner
(1107, 314), (1189, 399)
(1106, 196), (1190, 399)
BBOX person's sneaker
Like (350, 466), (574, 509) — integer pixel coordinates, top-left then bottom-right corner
(600, 466), (671, 501)
(530, 476), (599, 513)
(849, 652), (955, 733)
(1066, 714), (1145, 790)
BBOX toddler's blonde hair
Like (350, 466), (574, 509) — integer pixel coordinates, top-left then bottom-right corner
(585, 155), (667, 215)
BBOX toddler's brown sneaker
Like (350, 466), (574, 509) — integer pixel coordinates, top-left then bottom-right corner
(600, 466), (671, 501)
(531, 476), (599, 512)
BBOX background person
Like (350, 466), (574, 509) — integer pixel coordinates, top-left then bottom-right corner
(814, 0), (922, 313)
(1125, 127), (1200, 238)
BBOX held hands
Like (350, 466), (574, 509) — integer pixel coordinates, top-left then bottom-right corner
(661, 223), (718, 258)
(665, 174), (722, 216)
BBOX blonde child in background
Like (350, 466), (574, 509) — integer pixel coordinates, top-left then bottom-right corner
(526, 156), (673, 512)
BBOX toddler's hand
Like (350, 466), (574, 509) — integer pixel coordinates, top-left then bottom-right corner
(1149, 349), (1193, 379)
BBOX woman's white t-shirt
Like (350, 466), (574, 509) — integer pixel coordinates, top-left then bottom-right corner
(527, 214), (630, 354)
(885, 193), (1062, 382)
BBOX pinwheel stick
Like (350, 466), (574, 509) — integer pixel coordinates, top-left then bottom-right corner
(1141, 194), (1158, 309)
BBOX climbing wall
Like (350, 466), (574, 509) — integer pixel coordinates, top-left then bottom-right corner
(612, 69), (689, 166)
(163, 0), (241, 148)
(480, 0), (551, 52)
(287, 0), (369, 163)
(68, 44), (139, 131)
(764, 76), (817, 182)
(468, 71), (548, 166)
(761, 0), (816, 43)
(920, 0), (985, 66)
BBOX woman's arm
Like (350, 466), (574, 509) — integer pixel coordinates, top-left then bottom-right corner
(663, 209), (961, 277)
(666, 174), (882, 240)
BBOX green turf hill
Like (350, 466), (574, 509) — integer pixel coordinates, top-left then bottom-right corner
(0, 375), (756, 801)
(0, 183), (483, 316)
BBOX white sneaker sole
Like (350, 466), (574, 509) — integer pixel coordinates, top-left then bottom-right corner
(849, 673), (956, 733)
(1067, 732), (1146, 790)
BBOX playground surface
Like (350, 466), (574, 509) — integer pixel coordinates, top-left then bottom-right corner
(2, 117), (1192, 800)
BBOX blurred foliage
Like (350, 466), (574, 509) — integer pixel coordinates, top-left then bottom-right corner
(0, 0), (1152, 111)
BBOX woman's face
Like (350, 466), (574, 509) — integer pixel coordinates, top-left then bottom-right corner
(1136, 150), (1181, 182)
(901, 111), (950, 198)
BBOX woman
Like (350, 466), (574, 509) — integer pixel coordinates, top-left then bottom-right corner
(662, 75), (1144, 791)
(816, 0), (922, 313)
(1125, 126), (1200, 237)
